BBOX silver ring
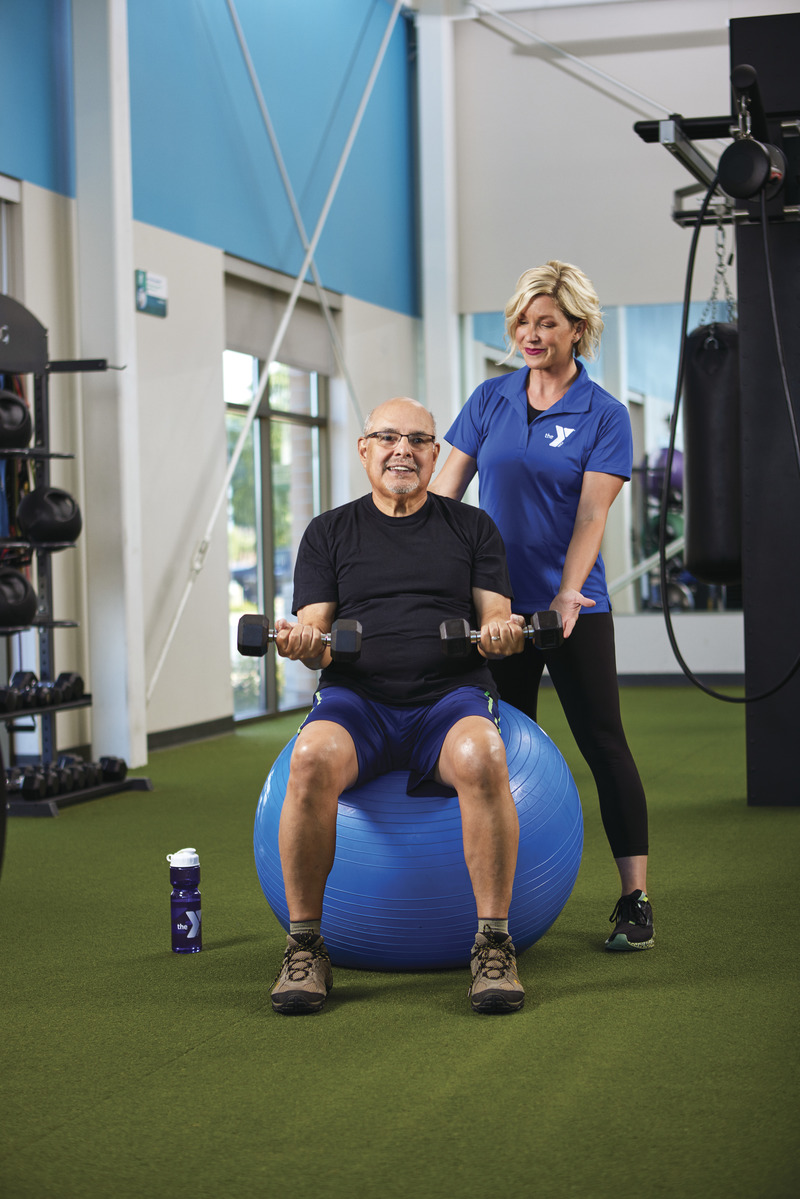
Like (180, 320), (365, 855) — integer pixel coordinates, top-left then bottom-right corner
(491, 635), (501, 641)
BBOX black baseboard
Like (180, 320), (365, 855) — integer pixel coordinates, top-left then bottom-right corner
(232, 707), (308, 729)
(145, 708), (309, 752)
(540, 673), (745, 689)
(147, 715), (236, 751)
(618, 673), (744, 688)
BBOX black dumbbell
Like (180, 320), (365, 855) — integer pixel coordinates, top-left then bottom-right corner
(37, 680), (68, 705)
(41, 765), (64, 797)
(55, 672), (85, 701)
(99, 756), (128, 783)
(57, 754), (90, 790)
(10, 670), (39, 707)
(237, 614), (362, 663)
(53, 762), (76, 793)
(439, 611), (564, 658)
(0, 687), (18, 714)
(84, 760), (104, 786)
(527, 610), (564, 650)
(6, 765), (49, 800)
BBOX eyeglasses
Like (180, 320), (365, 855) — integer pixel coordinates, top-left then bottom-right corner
(363, 431), (436, 449)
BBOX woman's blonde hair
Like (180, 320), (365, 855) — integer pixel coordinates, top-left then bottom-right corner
(503, 260), (604, 362)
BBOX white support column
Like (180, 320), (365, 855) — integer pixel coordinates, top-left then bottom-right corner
(598, 306), (635, 613)
(72, 0), (147, 766)
(416, 14), (462, 432)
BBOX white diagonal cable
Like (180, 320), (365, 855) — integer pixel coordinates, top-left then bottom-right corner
(225, 0), (363, 425)
(470, 1), (672, 116)
(146, 0), (405, 703)
(608, 537), (685, 596)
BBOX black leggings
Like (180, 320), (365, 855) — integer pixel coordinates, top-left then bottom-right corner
(489, 612), (648, 859)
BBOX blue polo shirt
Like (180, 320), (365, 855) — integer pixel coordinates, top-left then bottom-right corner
(445, 363), (632, 612)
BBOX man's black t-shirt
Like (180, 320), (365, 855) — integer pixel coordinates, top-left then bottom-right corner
(292, 492), (512, 706)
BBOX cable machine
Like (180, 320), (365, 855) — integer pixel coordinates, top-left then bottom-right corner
(635, 12), (800, 807)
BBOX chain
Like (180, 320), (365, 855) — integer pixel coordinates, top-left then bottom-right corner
(701, 219), (737, 327)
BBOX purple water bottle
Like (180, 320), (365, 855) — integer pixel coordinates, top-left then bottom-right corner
(167, 847), (202, 953)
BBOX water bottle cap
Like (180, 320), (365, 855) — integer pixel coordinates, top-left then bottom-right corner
(166, 847), (200, 867)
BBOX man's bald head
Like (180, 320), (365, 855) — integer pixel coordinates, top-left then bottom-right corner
(363, 398), (436, 437)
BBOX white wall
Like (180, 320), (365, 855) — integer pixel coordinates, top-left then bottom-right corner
(133, 221), (232, 736)
(452, 0), (790, 311)
(614, 611), (743, 677)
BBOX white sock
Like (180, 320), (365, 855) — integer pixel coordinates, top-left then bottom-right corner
(290, 919), (321, 938)
(478, 918), (509, 936)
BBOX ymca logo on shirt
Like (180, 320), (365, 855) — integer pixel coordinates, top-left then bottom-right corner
(546, 425), (575, 448)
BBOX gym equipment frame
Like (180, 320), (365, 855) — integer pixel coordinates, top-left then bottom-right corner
(0, 293), (153, 817)
(635, 12), (800, 806)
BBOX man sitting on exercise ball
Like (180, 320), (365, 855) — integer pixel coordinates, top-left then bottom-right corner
(270, 397), (528, 1015)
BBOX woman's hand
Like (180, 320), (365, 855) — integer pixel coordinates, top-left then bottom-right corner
(551, 589), (595, 639)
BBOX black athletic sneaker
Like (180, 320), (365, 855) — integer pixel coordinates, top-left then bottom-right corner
(605, 890), (655, 951)
(271, 932), (333, 1014)
(468, 929), (525, 1013)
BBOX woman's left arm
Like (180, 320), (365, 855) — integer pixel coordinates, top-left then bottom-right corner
(552, 470), (625, 637)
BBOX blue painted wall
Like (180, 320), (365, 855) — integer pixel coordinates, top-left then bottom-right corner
(0, 0), (418, 316)
(0, 0), (75, 197)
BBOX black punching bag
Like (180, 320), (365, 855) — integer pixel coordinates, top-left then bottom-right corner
(682, 323), (742, 584)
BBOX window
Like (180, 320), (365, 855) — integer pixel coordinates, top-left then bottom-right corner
(0, 174), (21, 294)
(225, 353), (329, 718)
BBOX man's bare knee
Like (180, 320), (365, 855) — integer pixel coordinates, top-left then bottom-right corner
(439, 718), (510, 795)
(287, 721), (358, 801)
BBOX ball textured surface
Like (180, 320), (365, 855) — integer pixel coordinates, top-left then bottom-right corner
(17, 486), (82, 544)
(0, 567), (38, 628)
(254, 701), (583, 970)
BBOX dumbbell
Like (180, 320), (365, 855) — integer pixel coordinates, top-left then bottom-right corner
(99, 756), (128, 783)
(57, 754), (91, 790)
(237, 614), (362, 663)
(10, 670), (39, 707)
(6, 766), (49, 800)
(52, 762), (76, 793)
(38, 680), (69, 705)
(439, 610), (564, 658)
(42, 765), (66, 797)
(55, 672), (85, 701)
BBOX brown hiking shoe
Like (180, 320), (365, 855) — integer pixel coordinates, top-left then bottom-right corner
(271, 932), (333, 1014)
(468, 928), (525, 1014)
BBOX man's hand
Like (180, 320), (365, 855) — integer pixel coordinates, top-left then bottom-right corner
(476, 613), (526, 659)
(274, 617), (329, 665)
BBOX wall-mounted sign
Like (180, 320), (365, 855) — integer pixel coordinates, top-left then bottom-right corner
(135, 269), (168, 318)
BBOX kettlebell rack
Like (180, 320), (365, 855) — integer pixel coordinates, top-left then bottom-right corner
(0, 293), (152, 816)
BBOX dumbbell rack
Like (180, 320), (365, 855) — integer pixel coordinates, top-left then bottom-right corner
(0, 293), (153, 817)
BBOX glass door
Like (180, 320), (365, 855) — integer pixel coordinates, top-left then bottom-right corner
(224, 353), (329, 718)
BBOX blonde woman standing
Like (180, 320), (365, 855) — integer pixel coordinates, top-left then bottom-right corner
(431, 261), (653, 951)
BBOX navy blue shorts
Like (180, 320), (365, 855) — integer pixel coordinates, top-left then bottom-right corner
(299, 685), (502, 797)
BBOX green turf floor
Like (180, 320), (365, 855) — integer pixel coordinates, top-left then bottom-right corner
(1, 689), (798, 1199)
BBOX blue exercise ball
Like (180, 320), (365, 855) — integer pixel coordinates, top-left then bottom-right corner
(254, 701), (582, 971)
